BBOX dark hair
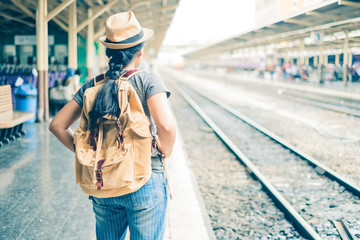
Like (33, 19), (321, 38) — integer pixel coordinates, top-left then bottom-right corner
(75, 68), (82, 76)
(88, 43), (144, 129)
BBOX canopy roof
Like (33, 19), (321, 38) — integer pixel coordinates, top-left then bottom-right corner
(185, 0), (360, 59)
(0, 0), (180, 53)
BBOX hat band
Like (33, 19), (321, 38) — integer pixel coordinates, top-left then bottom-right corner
(105, 29), (144, 45)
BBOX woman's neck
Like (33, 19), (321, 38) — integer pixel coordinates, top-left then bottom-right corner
(123, 61), (136, 70)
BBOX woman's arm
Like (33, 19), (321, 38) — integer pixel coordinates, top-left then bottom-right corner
(49, 99), (82, 152)
(147, 92), (176, 158)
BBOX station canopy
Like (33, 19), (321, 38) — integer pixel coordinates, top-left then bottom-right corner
(0, 0), (180, 54)
(185, 0), (360, 60)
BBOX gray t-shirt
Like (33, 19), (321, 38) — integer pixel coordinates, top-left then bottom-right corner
(73, 70), (170, 171)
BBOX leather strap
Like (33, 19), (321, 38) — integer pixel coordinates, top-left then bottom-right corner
(162, 158), (172, 200)
(94, 73), (107, 86)
(96, 159), (105, 190)
(94, 118), (105, 189)
(118, 69), (144, 81)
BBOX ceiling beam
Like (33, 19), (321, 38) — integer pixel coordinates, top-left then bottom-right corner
(144, 19), (172, 29)
(122, 0), (130, 8)
(112, 0), (159, 10)
(134, 4), (178, 16)
(307, 11), (346, 21)
(234, 35), (253, 40)
(140, 12), (175, 25)
(10, 0), (69, 32)
(130, 2), (148, 11)
(349, 37), (360, 42)
(0, 12), (35, 27)
(285, 19), (316, 27)
(53, 18), (69, 32)
(10, 0), (35, 18)
(94, 28), (105, 40)
(77, 0), (118, 33)
(46, 0), (75, 22)
(339, 0), (360, 8)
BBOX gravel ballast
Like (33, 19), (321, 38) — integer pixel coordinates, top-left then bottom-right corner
(159, 68), (360, 239)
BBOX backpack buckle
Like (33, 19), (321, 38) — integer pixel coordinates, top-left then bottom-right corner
(95, 169), (102, 180)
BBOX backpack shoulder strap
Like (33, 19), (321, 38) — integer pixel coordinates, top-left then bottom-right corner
(93, 73), (107, 86)
(118, 70), (144, 81)
(117, 70), (145, 115)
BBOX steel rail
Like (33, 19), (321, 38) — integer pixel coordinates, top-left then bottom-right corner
(185, 84), (360, 197)
(279, 92), (360, 118)
(332, 219), (355, 240)
(280, 91), (360, 111)
(174, 84), (322, 240)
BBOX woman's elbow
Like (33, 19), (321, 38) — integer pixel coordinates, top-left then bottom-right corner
(49, 119), (61, 134)
(158, 121), (176, 136)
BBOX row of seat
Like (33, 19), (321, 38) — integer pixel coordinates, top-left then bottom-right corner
(0, 85), (34, 148)
(0, 71), (67, 87)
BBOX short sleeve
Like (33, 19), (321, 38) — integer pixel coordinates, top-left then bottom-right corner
(144, 72), (171, 100)
(73, 79), (93, 106)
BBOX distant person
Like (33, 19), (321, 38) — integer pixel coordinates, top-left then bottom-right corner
(49, 11), (176, 239)
(50, 68), (81, 104)
(63, 68), (81, 100)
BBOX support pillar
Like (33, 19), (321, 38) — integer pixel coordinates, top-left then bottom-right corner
(285, 46), (290, 63)
(99, 42), (107, 73)
(348, 51), (352, 67)
(305, 57), (309, 66)
(343, 30), (349, 86)
(319, 42), (324, 82)
(273, 49), (278, 66)
(36, 0), (49, 122)
(68, 1), (77, 69)
(86, 8), (95, 79)
(299, 38), (305, 80)
(335, 53), (339, 66)
(324, 54), (328, 65)
(319, 43), (324, 66)
(314, 55), (318, 66)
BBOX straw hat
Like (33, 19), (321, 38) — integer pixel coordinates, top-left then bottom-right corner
(99, 11), (153, 49)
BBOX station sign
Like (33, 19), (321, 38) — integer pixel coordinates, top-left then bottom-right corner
(15, 35), (54, 46)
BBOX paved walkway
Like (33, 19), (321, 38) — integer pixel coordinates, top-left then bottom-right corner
(190, 69), (360, 100)
(0, 123), (95, 239)
(165, 122), (215, 240)
(0, 118), (214, 239)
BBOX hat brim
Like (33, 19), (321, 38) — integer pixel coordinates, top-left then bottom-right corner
(99, 28), (153, 49)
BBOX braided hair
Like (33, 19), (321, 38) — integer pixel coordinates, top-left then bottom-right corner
(88, 43), (144, 129)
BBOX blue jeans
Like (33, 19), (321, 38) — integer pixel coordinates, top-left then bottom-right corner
(90, 171), (168, 240)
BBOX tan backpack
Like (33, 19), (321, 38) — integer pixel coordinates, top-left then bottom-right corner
(74, 70), (153, 198)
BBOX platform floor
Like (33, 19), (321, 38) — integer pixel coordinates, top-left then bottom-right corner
(189, 69), (360, 99)
(0, 120), (214, 239)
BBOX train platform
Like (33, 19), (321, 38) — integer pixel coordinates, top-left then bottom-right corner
(187, 69), (360, 100)
(0, 119), (215, 239)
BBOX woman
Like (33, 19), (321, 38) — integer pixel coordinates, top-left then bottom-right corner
(49, 11), (176, 239)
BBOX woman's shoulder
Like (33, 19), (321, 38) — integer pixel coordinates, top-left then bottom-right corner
(73, 77), (95, 106)
(135, 70), (161, 83)
(81, 78), (95, 91)
(137, 70), (157, 78)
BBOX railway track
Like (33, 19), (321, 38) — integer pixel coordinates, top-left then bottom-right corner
(277, 89), (360, 118)
(169, 79), (360, 239)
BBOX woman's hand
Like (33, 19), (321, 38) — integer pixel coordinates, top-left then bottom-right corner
(49, 99), (82, 152)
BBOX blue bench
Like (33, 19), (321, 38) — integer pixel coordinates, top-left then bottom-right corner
(0, 85), (34, 148)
